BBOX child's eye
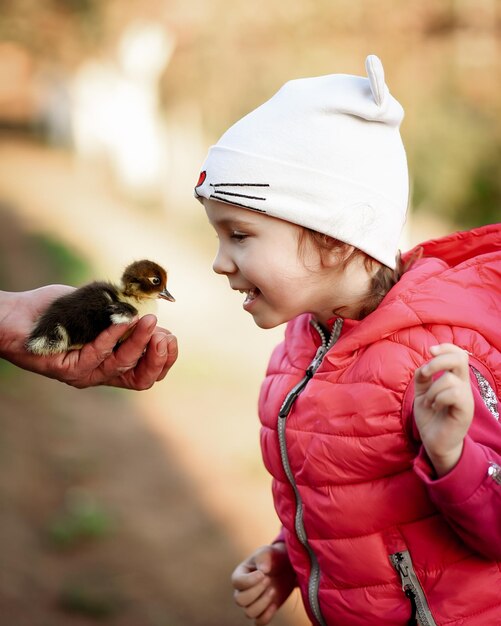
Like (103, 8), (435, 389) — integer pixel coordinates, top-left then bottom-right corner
(230, 231), (248, 242)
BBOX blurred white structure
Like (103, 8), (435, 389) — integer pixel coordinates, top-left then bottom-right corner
(71, 22), (175, 199)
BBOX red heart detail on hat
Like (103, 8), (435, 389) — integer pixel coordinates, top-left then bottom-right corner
(196, 171), (206, 187)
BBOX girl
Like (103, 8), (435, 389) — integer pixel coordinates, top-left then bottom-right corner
(195, 55), (501, 626)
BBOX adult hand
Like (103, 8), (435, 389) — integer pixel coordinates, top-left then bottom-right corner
(0, 286), (178, 389)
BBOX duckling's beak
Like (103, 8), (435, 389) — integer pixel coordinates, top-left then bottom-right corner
(158, 288), (175, 302)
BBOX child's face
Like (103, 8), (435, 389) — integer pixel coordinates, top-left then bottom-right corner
(204, 199), (346, 328)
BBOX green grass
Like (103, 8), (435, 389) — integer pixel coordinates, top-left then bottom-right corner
(27, 232), (91, 285)
(58, 578), (122, 619)
(46, 490), (114, 549)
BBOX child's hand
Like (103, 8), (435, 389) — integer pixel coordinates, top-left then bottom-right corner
(231, 542), (296, 625)
(414, 343), (474, 477)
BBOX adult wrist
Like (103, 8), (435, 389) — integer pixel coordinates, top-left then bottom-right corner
(0, 290), (19, 358)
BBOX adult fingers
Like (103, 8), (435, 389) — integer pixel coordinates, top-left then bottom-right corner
(155, 333), (179, 381)
(75, 316), (155, 387)
(115, 315), (157, 358)
(105, 315), (157, 375)
(79, 319), (140, 373)
(122, 332), (175, 390)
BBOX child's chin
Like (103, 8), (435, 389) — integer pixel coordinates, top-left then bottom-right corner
(251, 315), (284, 330)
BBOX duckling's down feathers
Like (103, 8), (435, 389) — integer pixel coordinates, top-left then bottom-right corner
(26, 282), (138, 355)
(25, 259), (174, 356)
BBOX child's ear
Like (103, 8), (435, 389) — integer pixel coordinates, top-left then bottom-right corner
(324, 243), (355, 268)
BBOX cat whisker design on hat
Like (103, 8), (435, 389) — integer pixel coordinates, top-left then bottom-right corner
(194, 52), (501, 626)
(195, 174), (270, 213)
(194, 54), (408, 269)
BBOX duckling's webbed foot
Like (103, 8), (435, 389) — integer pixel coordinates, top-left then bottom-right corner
(108, 302), (138, 324)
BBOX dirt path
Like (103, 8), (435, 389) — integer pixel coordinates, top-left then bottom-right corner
(0, 138), (309, 625)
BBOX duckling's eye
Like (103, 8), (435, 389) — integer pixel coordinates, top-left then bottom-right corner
(150, 277), (161, 285)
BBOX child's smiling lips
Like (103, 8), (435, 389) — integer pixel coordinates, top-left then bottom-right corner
(235, 287), (261, 309)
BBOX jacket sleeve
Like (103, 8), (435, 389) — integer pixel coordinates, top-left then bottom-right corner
(410, 370), (501, 560)
(272, 527), (287, 545)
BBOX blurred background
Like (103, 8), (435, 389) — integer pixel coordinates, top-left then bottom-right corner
(0, 1), (500, 624)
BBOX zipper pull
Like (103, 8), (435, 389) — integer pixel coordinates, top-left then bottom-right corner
(389, 551), (438, 626)
(307, 317), (343, 378)
(278, 375), (311, 418)
(278, 344), (328, 419)
(392, 554), (412, 591)
(404, 589), (418, 626)
(307, 345), (327, 377)
(397, 563), (413, 592)
(391, 556), (418, 626)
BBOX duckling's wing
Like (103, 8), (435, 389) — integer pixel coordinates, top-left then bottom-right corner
(27, 282), (132, 353)
(107, 301), (138, 324)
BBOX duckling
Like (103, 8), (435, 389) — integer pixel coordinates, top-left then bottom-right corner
(26, 260), (175, 356)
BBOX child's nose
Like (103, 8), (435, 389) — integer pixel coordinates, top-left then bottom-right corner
(212, 247), (236, 275)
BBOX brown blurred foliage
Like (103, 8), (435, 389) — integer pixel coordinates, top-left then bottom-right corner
(1, 0), (500, 225)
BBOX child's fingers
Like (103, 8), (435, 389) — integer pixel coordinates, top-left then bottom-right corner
(415, 345), (469, 397)
(255, 600), (278, 626)
(429, 343), (468, 356)
(428, 387), (464, 413)
(420, 348), (469, 380)
(234, 574), (269, 606)
(232, 566), (265, 592)
(422, 371), (458, 403)
(414, 365), (432, 389)
(242, 586), (275, 621)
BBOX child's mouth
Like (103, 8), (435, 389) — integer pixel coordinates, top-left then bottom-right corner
(242, 288), (260, 308)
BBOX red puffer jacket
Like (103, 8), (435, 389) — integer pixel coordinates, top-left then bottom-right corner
(259, 224), (501, 626)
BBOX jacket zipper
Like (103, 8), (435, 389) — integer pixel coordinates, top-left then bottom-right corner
(389, 551), (438, 626)
(277, 318), (343, 626)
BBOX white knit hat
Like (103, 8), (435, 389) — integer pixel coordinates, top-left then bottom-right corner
(195, 55), (409, 269)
